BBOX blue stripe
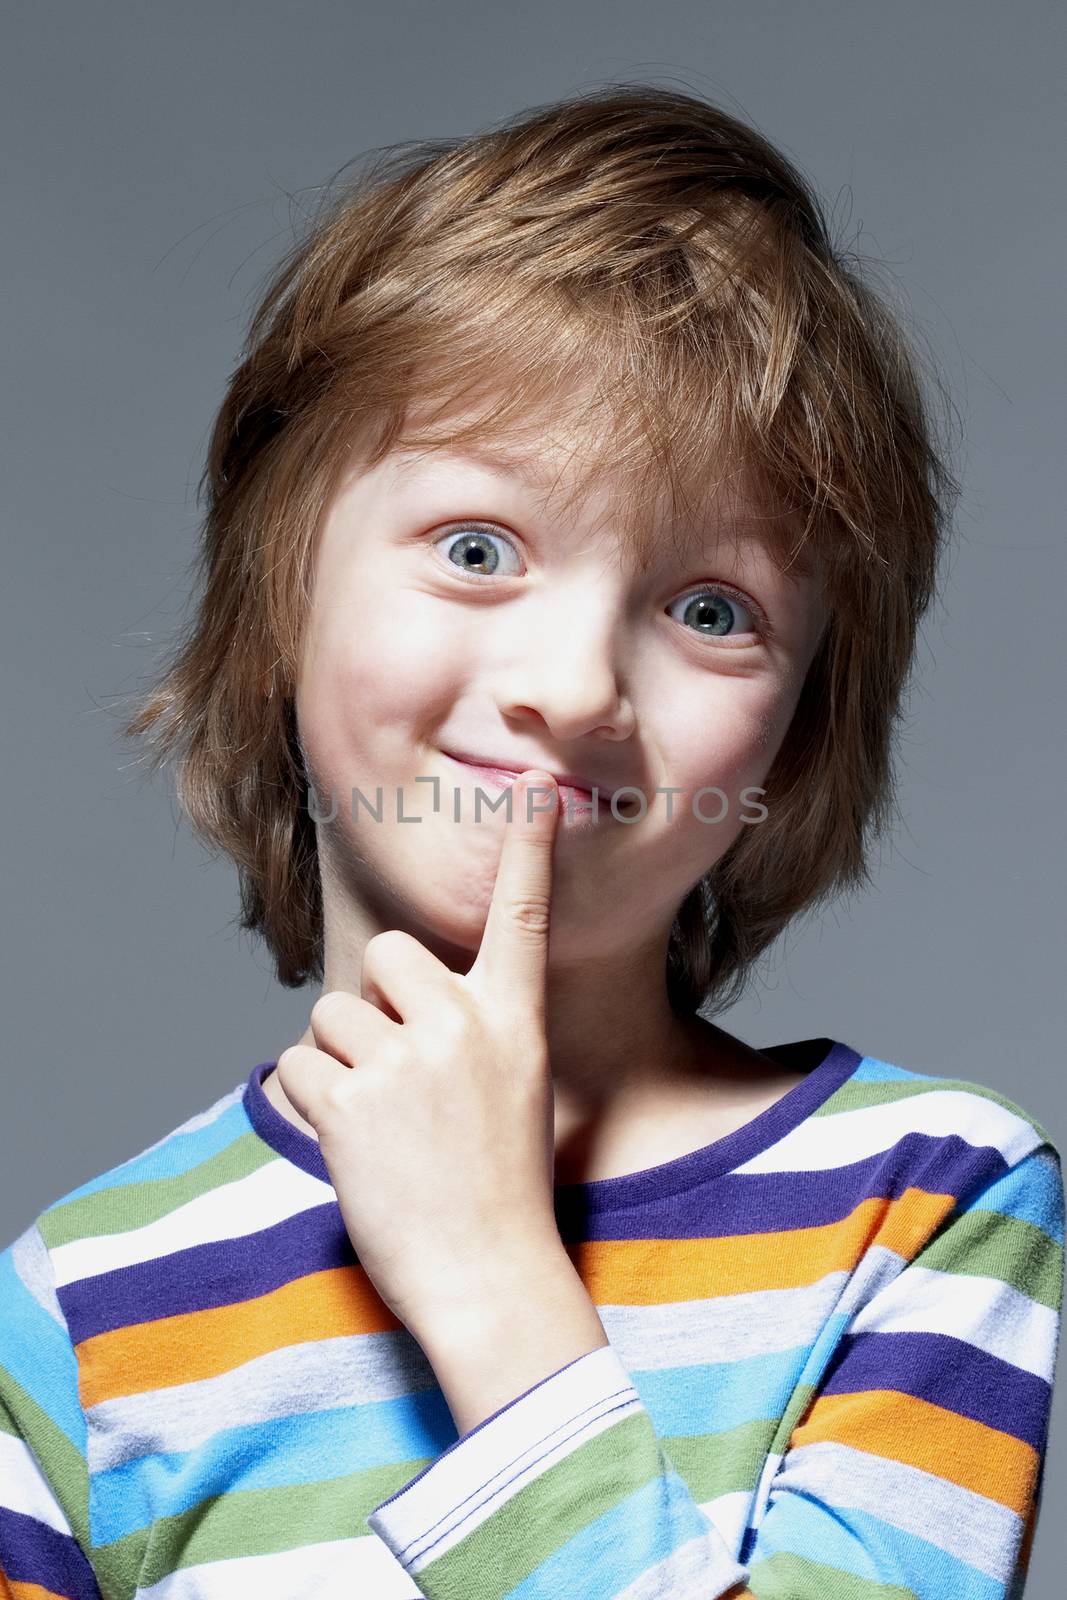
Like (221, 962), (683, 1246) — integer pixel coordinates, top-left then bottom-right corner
(748, 1491), (1005, 1600)
(0, 1248), (87, 1449)
(43, 1092), (250, 1207)
(633, 1343), (818, 1438)
(503, 1468), (716, 1600)
(961, 1152), (1064, 1244)
(88, 1387), (455, 1544)
(851, 1058), (934, 1083)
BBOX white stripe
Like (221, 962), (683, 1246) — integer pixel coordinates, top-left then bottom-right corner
(598, 1270), (850, 1366)
(368, 1344), (640, 1570)
(768, 1437), (1022, 1582)
(10, 1223), (65, 1328)
(849, 1263), (1059, 1379)
(735, 1090), (1042, 1175)
(695, 1486), (757, 1553)
(613, 1527), (748, 1600)
(83, 1272), (855, 1476)
(134, 1532), (421, 1599)
(86, 1328), (437, 1472)
(750, 1446), (786, 1528)
(51, 1159), (332, 1287)
(0, 1428), (75, 1532)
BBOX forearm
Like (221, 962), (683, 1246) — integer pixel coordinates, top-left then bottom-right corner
(410, 1247), (610, 1438)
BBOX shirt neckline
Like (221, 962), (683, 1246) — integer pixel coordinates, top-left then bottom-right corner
(242, 1038), (863, 1216)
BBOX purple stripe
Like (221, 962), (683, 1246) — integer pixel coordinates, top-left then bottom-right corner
(245, 1060), (332, 1183)
(558, 1132), (1008, 1243)
(58, 1202), (353, 1345)
(822, 1329), (1052, 1450)
(555, 1040), (864, 1214)
(244, 1044), (866, 1212)
(0, 1504), (102, 1600)
(58, 1129), (1010, 1343)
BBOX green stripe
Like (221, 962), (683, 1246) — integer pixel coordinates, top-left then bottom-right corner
(417, 1408), (663, 1594)
(38, 1131), (277, 1248)
(816, 1075), (1057, 1152)
(0, 1376), (93, 1554)
(80, 1417), (832, 1597)
(747, 1548), (919, 1599)
(918, 1208), (1063, 1310)
(89, 1458), (424, 1600)
(665, 1414), (781, 1500)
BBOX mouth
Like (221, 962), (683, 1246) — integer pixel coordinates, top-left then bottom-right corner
(439, 751), (636, 825)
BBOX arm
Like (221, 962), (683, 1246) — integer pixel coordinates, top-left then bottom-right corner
(367, 1141), (1064, 1600)
(0, 1225), (105, 1600)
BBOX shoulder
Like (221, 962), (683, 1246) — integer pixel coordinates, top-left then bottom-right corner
(814, 1054), (1064, 1327)
(1, 1073), (255, 1292)
(810, 1050), (1063, 1240)
(828, 1048), (1060, 1162)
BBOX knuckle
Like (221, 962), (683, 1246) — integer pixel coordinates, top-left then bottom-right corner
(275, 1045), (300, 1074)
(435, 1001), (472, 1047)
(320, 1075), (355, 1118)
(507, 897), (552, 937)
(311, 990), (346, 1026)
(369, 934), (415, 953)
(364, 929), (415, 964)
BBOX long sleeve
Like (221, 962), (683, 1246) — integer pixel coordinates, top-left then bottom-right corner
(0, 1224), (104, 1600)
(367, 1140), (1064, 1600)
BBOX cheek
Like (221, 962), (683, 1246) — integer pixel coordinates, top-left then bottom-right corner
(666, 681), (794, 797)
(297, 593), (467, 788)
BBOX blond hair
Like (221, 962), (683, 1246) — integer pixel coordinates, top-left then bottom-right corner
(121, 84), (960, 1015)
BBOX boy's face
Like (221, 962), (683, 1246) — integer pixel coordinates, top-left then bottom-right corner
(294, 416), (828, 970)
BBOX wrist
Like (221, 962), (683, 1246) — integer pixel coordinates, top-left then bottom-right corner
(409, 1246), (609, 1436)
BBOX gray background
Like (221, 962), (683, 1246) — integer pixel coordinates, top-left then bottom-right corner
(2, 0), (1063, 1587)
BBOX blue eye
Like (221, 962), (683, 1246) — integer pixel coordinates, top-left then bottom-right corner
(431, 527), (763, 640)
(668, 587), (759, 639)
(434, 525), (522, 577)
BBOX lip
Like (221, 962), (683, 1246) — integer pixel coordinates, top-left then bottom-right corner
(439, 751), (622, 825)
(441, 750), (620, 799)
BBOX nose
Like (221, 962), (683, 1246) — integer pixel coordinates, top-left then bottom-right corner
(491, 584), (637, 743)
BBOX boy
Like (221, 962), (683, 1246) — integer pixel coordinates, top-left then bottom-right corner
(2, 84), (1061, 1599)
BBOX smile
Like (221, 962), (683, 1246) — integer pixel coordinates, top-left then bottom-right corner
(438, 752), (629, 828)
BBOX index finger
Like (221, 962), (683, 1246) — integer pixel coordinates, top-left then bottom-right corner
(466, 769), (559, 1006)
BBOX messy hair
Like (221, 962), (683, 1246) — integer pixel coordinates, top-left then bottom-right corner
(120, 83), (960, 1015)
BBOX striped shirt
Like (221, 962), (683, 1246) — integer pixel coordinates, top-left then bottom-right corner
(0, 1038), (1062, 1599)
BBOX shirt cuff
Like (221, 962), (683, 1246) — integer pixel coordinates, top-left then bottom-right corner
(367, 1342), (750, 1598)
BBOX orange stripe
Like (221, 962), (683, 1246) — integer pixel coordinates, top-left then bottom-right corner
(790, 1389), (1038, 1515)
(77, 1264), (400, 1407)
(75, 1187), (957, 1407)
(2, 1577), (71, 1600)
(565, 1189), (956, 1304)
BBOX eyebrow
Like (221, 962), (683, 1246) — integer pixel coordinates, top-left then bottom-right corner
(391, 443), (553, 490)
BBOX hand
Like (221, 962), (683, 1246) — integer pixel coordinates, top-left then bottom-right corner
(274, 769), (567, 1341)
